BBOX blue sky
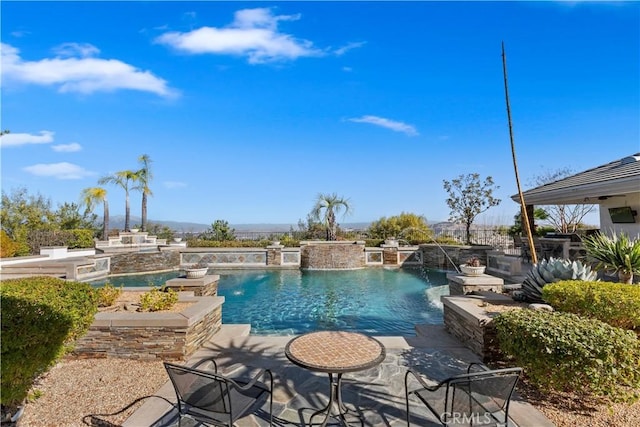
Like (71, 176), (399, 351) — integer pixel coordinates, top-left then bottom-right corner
(1, 1), (638, 227)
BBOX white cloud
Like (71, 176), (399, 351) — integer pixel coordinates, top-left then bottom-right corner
(347, 115), (419, 137)
(155, 7), (324, 64)
(164, 181), (187, 189)
(342, 66), (353, 72)
(52, 142), (82, 152)
(0, 130), (54, 147)
(11, 30), (30, 38)
(52, 42), (100, 58)
(334, 41), (366, 56)
(23, 162), (95, 180)
(1, 43), (177, 97)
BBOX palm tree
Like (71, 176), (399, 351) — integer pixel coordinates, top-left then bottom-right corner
(99, 170), (138, 232)
(135, 154), (153, 232)
(502, 42), (537, 264)
(311, 193), (351, 241)
(80, 187), (109, 239)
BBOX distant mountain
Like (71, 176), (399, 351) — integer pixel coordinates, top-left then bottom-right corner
(109, 215), (210, 233)
(108, 216), (373, 233)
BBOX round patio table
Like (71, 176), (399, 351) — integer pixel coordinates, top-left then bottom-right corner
(285, 331), (386, 427)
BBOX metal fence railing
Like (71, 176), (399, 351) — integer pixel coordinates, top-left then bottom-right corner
(433, 229), (514, 249)
(227, 228), (515, 249)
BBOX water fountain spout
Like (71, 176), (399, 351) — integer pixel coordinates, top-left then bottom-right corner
(400, 227), (461, 273)
(396, 238), (412, 247)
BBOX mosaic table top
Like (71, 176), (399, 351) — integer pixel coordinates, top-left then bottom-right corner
(285, 331), (386, 373)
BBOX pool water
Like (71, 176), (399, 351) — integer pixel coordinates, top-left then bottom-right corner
(90, 268), (449, 336)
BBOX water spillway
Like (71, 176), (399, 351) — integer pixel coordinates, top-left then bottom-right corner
(299, 241), (366, 269)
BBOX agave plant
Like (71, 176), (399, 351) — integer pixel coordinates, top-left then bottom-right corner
(521, 257), (597, 303)
(582, 231), (640, 284)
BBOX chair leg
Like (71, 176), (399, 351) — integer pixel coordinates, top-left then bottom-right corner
(405, 390), (411, 426)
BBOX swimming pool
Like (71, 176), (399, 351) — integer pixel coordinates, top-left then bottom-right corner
(90, 267), (449, 336)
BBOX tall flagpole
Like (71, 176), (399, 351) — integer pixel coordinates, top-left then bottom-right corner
(502, 42), (538, 264)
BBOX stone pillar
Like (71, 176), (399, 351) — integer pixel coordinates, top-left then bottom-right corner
(447, 273), (504, 296)
(266, 244), (283, 266)
(381, 243), (399, 265)
(164, 275), (220, 296)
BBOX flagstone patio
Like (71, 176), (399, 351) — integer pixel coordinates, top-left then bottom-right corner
(123, 324), (553, 427)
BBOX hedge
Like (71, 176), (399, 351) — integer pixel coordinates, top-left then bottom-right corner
(542, 280), (640, 331)
(494, 308), (640, 401)
(0, 277), (98, 408)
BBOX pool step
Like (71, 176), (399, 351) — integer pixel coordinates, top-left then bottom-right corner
(413, 324), (471, 349)
(205, 324), (252, 346)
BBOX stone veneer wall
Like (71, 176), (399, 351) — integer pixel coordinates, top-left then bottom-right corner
(419, 245), (493, 270)
(73, 296), (223, 361)
(163, 275), (219, 296)
(109, 248), (180, 275)
(442, 294), (521, 362)
(300, 241), (366, 269)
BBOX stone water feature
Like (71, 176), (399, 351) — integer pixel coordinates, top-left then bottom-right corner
(299, 241), (366, 269)
(94, 230), (167, 253)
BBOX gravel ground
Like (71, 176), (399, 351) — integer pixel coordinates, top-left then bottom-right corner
(21, 359), (167, 427)
(20, 357), (640, 427)
(517, 381), (640, 427)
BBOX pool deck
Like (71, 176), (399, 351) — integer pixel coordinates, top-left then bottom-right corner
(123, 324), (553, 427)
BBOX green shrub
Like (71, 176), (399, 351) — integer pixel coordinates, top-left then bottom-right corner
(543, 280), (640, 331)
(95, 282), (123, 307)
(494, 309), (640, 401)
(139, 287), (178, 312)
(279, 235), (300, 247)
(186, 239), (273, 248)
(433, 236), (460, 245)
(0, 230), (18, 257)
(0, 277), (97, 408)
(365, 239), (384, 247)
(66, 229), (95, 249)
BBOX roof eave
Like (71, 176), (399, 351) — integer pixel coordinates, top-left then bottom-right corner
(510, 177), (640, 205)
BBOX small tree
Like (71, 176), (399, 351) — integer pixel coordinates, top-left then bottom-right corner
(529, 168), (595, 233)
(81, 187), (109, 239)
(368, 212), (432, 243)
(0, 187), (56, 255)
(294, 214), (326, 240)
(53, 202), (98, 231)
(311, 193), (352, 241)
(98, 170), (138, 232)
(442, 173), (501, 245)
(135, 154), (153, 232)
(508, 209), (549, 236)
(203, 219), (236, 241)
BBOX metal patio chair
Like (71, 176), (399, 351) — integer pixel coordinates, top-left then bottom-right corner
(164, 357), (273, 426)
(405, 363), (522, 426)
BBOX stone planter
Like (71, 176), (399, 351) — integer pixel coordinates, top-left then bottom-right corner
(460, 265), (486, 276)
(73, 294), (225, 360)
(185, 267), (208, 279)
(442, 293), (524, 362)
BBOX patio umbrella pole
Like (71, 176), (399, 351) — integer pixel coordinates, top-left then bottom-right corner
(501, 41), (538, 264)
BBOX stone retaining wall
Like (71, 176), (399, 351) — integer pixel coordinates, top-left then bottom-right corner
(73, 295), (224, 361)
(442, 294), (521, 362)
(109, 248), (180, 275)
